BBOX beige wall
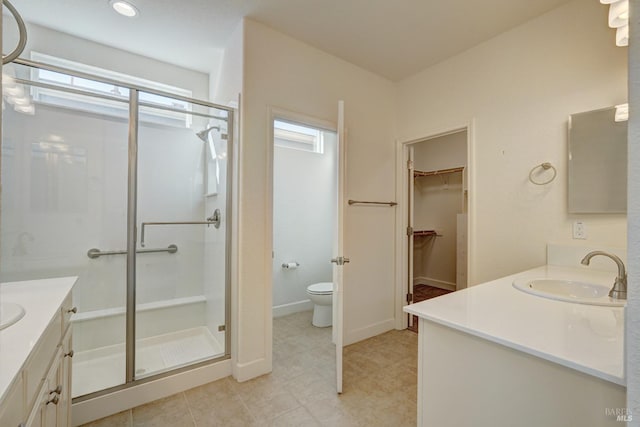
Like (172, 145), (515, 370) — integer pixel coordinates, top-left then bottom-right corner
(234, 19), (396, 378)
(211, 22), (243, 108)
(413, 173), (463, 287)
(413, 132), (467, 287)
(208, 23), (244, 379)
(397, 0), (628, 284)
(413, 131), (467, 171)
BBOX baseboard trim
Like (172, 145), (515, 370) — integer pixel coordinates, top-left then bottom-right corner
(233, 356), (272, 382)
(344, 318), (395, 346)
(72, 359), (231, 426)
(272, 300), (313, 318)
(414, 276), (456, 291)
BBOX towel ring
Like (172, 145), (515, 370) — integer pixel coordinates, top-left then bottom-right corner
(529, 162), (557, 185)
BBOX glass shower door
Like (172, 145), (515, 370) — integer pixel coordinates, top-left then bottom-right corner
(1, 63), (131, 397)
(133, 97), (230, 378)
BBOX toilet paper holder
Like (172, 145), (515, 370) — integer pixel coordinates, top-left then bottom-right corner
(282, 262), (300, 269)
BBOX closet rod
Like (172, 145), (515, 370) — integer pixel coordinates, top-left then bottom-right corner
(414, 166), (464, 178)
(348, 200), (397, 207)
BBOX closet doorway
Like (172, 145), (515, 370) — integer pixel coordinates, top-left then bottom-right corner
(405, 130), (468, 332)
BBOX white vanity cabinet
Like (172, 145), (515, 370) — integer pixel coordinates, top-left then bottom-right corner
(0, 376), (24, 427)
(416, 320), (625, 427)
(26, 328), (73, 427)
(405, 265), (627, 427)
(0, 279), (76, 427)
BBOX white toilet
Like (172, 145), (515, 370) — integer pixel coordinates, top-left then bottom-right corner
(306, 282), (333, 327)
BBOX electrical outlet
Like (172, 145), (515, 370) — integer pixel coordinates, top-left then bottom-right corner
(573, 221), (587, 239)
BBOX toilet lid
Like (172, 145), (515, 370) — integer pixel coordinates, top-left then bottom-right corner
(308, 282), (333, 295)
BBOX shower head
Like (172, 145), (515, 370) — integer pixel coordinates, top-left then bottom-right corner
(196, 126), (221, 142)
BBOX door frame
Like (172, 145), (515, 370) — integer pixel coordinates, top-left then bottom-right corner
(407, 145), (415, 328)
(394, 120), (476, 330)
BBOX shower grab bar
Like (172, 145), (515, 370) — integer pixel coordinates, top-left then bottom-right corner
(87, 244), (178, 259)
(140, 210), (221, 247)
(348, 200), (397, 207)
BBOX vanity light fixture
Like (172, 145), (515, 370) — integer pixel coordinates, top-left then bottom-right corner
(109, 0), (139, 18)
(600, 0), (629, 46)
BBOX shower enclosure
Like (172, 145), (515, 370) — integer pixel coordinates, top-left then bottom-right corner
(1, 58), (232, 399)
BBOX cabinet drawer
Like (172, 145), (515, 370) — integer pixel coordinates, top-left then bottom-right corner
(0, 376), (25, 427)
(23, 311), (62, 413)
(60, 293), (75, 335)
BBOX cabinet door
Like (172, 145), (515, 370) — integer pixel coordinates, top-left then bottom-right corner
(25, 386), (46, 427)
(0, 376), (25, 427)
(43, 396), (57, 427)
(44, 362), (60, 427)
(25, 353), (61, 427)
(58, 330), (72, 427)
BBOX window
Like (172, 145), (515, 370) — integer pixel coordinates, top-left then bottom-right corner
(30, 52), (193, 127)
(274, 119), (324, 153)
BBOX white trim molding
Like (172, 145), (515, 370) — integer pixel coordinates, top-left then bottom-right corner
(395, 121), (475, 330)
(72, 360), (231, 426)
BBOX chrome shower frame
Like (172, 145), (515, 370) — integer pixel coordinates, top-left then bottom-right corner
(6, 57), (235, 401)
(2, 0), (28, 65)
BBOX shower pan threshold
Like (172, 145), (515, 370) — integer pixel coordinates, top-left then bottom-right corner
(72, 326), (224, 398)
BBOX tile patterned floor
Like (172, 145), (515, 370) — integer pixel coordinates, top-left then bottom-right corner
(81, 311), (418, 427)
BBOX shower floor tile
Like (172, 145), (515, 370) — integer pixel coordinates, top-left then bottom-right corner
(73, 326), (224, 397)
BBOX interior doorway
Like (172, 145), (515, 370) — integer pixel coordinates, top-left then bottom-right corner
(405, 129), (469, 332)
(269, 109), (344, 391)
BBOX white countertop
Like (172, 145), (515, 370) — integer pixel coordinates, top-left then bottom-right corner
(404, 265), (625, 386)
(0, 277), (77, 402)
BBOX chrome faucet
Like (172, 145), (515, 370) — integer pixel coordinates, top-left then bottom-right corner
(580, 251), (627, 300)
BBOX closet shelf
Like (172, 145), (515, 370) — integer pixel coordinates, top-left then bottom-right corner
(414, 166), (464, 178)
(413, 229), (441, 237)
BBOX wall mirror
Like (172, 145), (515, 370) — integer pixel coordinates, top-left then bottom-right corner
(568, 105), (627, 213)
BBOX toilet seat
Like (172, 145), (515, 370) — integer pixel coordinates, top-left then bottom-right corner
(307, 282), (333, 295)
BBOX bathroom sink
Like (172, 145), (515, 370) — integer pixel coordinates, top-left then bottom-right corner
(0, 302), (26, 330)
(512, 278), (625, 307)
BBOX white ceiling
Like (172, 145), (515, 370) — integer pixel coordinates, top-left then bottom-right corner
(8, 0), (573, 81)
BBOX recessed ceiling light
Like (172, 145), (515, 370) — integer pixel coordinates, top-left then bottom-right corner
(110, 0), (139, 18)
